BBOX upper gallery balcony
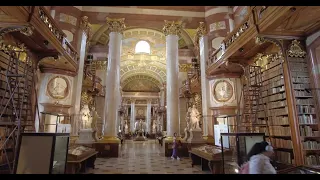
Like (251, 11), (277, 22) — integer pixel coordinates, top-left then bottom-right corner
(0, 6), (79, 73)
(205, 6), (320, 75)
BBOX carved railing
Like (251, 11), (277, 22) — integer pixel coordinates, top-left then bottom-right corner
(37, 6), (78, 64)
(208, 46), (224, 67)
(62, 38), (78, 62)
(207, 8), (255, 70)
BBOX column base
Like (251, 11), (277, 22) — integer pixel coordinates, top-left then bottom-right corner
(164, 137), (189, 157)
(94, 136), (120, 157)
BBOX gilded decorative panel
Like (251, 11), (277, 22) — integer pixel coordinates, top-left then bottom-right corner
(209, 21), (226, 32)
(59, 13), (77, 26)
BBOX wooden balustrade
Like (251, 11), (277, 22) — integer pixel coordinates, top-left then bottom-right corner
(37, 6), (78, 64)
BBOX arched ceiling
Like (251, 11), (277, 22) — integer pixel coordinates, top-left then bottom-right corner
(122, 74), (161, 92)
(91, 26), (195, 92)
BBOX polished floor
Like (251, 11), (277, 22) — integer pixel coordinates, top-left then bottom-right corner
(88, 140), (208, 174)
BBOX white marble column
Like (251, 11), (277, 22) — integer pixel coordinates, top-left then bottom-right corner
(71, 16), (90, 115)
(146, 99), (152, 133)
(163, 21), (182, 137)
(103, 18), (125, 138)
(197, 22), (211, 137)
(130, 100), (135, 131)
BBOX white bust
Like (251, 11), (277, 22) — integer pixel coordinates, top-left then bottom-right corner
(80, 104), (92, 129)
(190, 104), (201, 130)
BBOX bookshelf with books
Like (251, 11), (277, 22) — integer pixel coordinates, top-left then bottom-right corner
(286, 40), (320, 167)
(255, 52), (295, 165)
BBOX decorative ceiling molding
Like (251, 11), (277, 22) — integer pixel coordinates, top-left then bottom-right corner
(120, 64), (166, 83)
(121, 74), (161, 88)
(123, 78), (160, 92)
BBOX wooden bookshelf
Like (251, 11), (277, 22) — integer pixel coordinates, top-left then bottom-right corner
(286, 40), (320, 167)
(255, 53), (296, 165)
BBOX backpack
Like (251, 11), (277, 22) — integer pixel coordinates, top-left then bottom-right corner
(239, 162), (250, 174)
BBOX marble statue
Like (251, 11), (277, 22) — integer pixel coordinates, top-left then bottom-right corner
(80, 104), (92, 129)
(189, 104), (201, 130)
(124, 120), (129, 134)
(91, 107), (100, 141)
(91, 107), (100, 130)
(183, 110), (191, 141)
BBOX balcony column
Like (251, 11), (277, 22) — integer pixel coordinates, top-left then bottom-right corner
(196, 22), (214, 144)
(71, 16), (91, 115)
(98, 18), (125, 157)
(163, 20), (182, 138)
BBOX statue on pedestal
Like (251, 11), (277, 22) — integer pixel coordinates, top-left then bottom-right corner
(134, 119), (147, 141)
(189, 104), (201, 130)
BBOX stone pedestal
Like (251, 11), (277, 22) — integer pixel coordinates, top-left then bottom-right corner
(187, 129), (206, 144)
(76, 129), (95, 144)
(94, 137), (120, 157)
(134, 131), (147, 141)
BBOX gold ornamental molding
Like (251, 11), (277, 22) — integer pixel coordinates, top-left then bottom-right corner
(196, 22), (207, 37)
(162, 20), (182, 36)
(288, 40), (306, 58)
(194, 22), (207, 49)
(179, 63), (193, 72)
(80, 16), (92, 39)
(106, 17), (126, 34)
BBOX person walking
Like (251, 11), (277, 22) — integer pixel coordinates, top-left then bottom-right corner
(240, 141), (276, 174)
(171, 132), (181, 160)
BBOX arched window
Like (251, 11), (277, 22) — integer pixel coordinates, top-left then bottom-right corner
(135, 40), (151, 54)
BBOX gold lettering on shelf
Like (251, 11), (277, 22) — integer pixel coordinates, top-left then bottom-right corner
(162, 20), (182, 36)
(288, 40), (306, 58)
(105, 17), (126, 33)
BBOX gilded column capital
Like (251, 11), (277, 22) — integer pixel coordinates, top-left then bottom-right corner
(194, 22), (207, 50)
(106, 17), (126, 34)
(196, 22), (207, 37)
(80, 16), (92, 38)
(162, 20), (182, 36)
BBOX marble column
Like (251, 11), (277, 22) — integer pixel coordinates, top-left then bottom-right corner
(71, 16), (90, 115)
(146, 99), (152, 133)
(163, 20), (182, 137)
(160, 87), (165, 106)
(197, 22), (214, 143)
(102, 18), (126, 140)
(130, 100), (136, 132)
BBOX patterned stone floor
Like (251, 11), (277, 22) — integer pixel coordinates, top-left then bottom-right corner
(88, 140), (209, 174)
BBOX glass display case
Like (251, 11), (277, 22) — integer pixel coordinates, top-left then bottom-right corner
(220, 132), (265, 174)
(15, 133), (69, 174)
(40, 112), (71, 133)
(277, 166), (320, 174)
(67, 145), (96, 161)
